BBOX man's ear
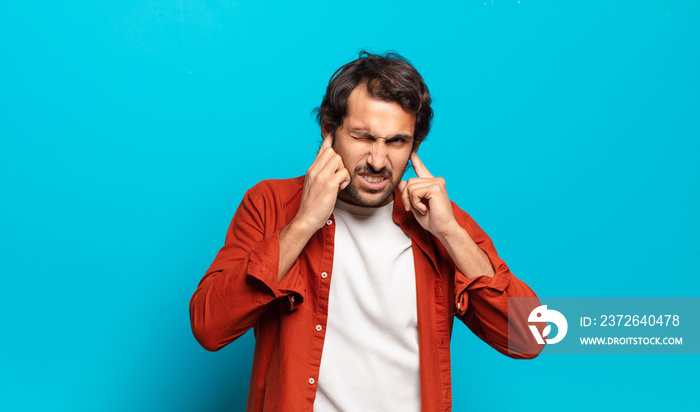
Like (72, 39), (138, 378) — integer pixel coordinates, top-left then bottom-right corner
(321, 121), (334, 139)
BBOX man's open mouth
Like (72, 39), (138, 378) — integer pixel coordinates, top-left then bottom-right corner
(360, 175), (386, 183)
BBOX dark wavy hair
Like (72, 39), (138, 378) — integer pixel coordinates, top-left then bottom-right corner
(315, 51), (433, 147)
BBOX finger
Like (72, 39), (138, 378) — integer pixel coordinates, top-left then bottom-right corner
(403, 183), (429, 215)
(315, 134), (334, 161)
(409, 187), (429, 215)
(332, 153), (347, 173)
(403, 179), (440, 198)
(322, 133), (333, 150)
(319, 152), (345, 175)
(405, 180), (443, 194)
(398, 180), (409, 211)
(313, 147), (339, 173)
(336, 168), (351, 191)
(411, 152), (433, 178)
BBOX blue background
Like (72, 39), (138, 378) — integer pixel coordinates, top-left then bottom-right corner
(2, 1), (698, 410)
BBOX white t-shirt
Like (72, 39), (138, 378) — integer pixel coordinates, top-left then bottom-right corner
(314, 199), (420, 411)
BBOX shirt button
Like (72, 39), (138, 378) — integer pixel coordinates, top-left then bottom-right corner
(290, 296), (295, 303)
(321, 272), (328, 279)
(326, 219), (333, 225)
(457, 302), (461, 311)
(315, 324), (322, 332)
(308, 378), (315, 385)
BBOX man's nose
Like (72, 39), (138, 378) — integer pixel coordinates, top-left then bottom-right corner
(367, 141), (388, 171)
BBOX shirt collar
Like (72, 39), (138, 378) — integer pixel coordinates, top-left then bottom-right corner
(391, 186), (439, 270)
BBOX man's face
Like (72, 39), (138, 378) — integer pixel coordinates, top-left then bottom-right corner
(329, 84), (416, 207)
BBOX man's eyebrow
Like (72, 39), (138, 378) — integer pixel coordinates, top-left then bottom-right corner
(349, 130), (414, 140)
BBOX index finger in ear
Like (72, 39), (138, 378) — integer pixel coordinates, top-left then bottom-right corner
(411, 152), (433, 178)
(322, 133), (333, 149)
(315, 134), (334, 159)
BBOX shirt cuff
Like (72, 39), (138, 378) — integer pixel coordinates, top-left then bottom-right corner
(246, 230), (305, 311)
(454, 264), (511, 316)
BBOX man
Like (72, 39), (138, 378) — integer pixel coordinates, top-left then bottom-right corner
(190, 51), (540, 411)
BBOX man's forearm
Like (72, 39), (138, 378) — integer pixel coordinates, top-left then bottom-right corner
(437, 224), (495, 279)
(278, 218), (316, 282)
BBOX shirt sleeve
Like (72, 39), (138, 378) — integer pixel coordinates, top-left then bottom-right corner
(189, 185), (305, 351)
(451, 206), (543, 359)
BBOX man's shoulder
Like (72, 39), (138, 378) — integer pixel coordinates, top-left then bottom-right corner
(245, 176), (305, 202)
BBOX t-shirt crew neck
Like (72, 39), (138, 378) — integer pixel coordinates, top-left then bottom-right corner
(332, 197), (395, 218)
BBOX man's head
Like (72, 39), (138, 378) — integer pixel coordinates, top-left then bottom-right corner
(315, 51), (433, 207)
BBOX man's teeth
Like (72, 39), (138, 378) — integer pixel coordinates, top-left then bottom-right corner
(363, 175), (385, 183)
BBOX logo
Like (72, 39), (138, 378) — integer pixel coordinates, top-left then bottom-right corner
(528, 305), (568, 344)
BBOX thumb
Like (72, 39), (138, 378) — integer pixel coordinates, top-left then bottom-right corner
(397, 180), (409, 211)
(339, 174), (351, 191)
(336, 168), (351, 191)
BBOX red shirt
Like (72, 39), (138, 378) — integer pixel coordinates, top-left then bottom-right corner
(190, 176), (540, 411)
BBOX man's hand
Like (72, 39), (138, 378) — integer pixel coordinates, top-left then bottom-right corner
(398, 152), (459, 240)
(278, 134), (350, 281)
(398, 152), (495, 279)
(293, 134), (351, 234)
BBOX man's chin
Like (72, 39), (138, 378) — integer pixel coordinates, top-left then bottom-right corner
(339, 184), (394, 207)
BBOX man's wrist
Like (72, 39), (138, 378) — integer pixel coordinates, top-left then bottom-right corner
(278, 217), (318, 282)
(435, 220), (467, 246)
(437, 221), (496, 279)
(287, 216), (319, 242)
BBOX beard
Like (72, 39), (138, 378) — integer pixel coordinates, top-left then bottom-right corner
(338, 164), (400, 207)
